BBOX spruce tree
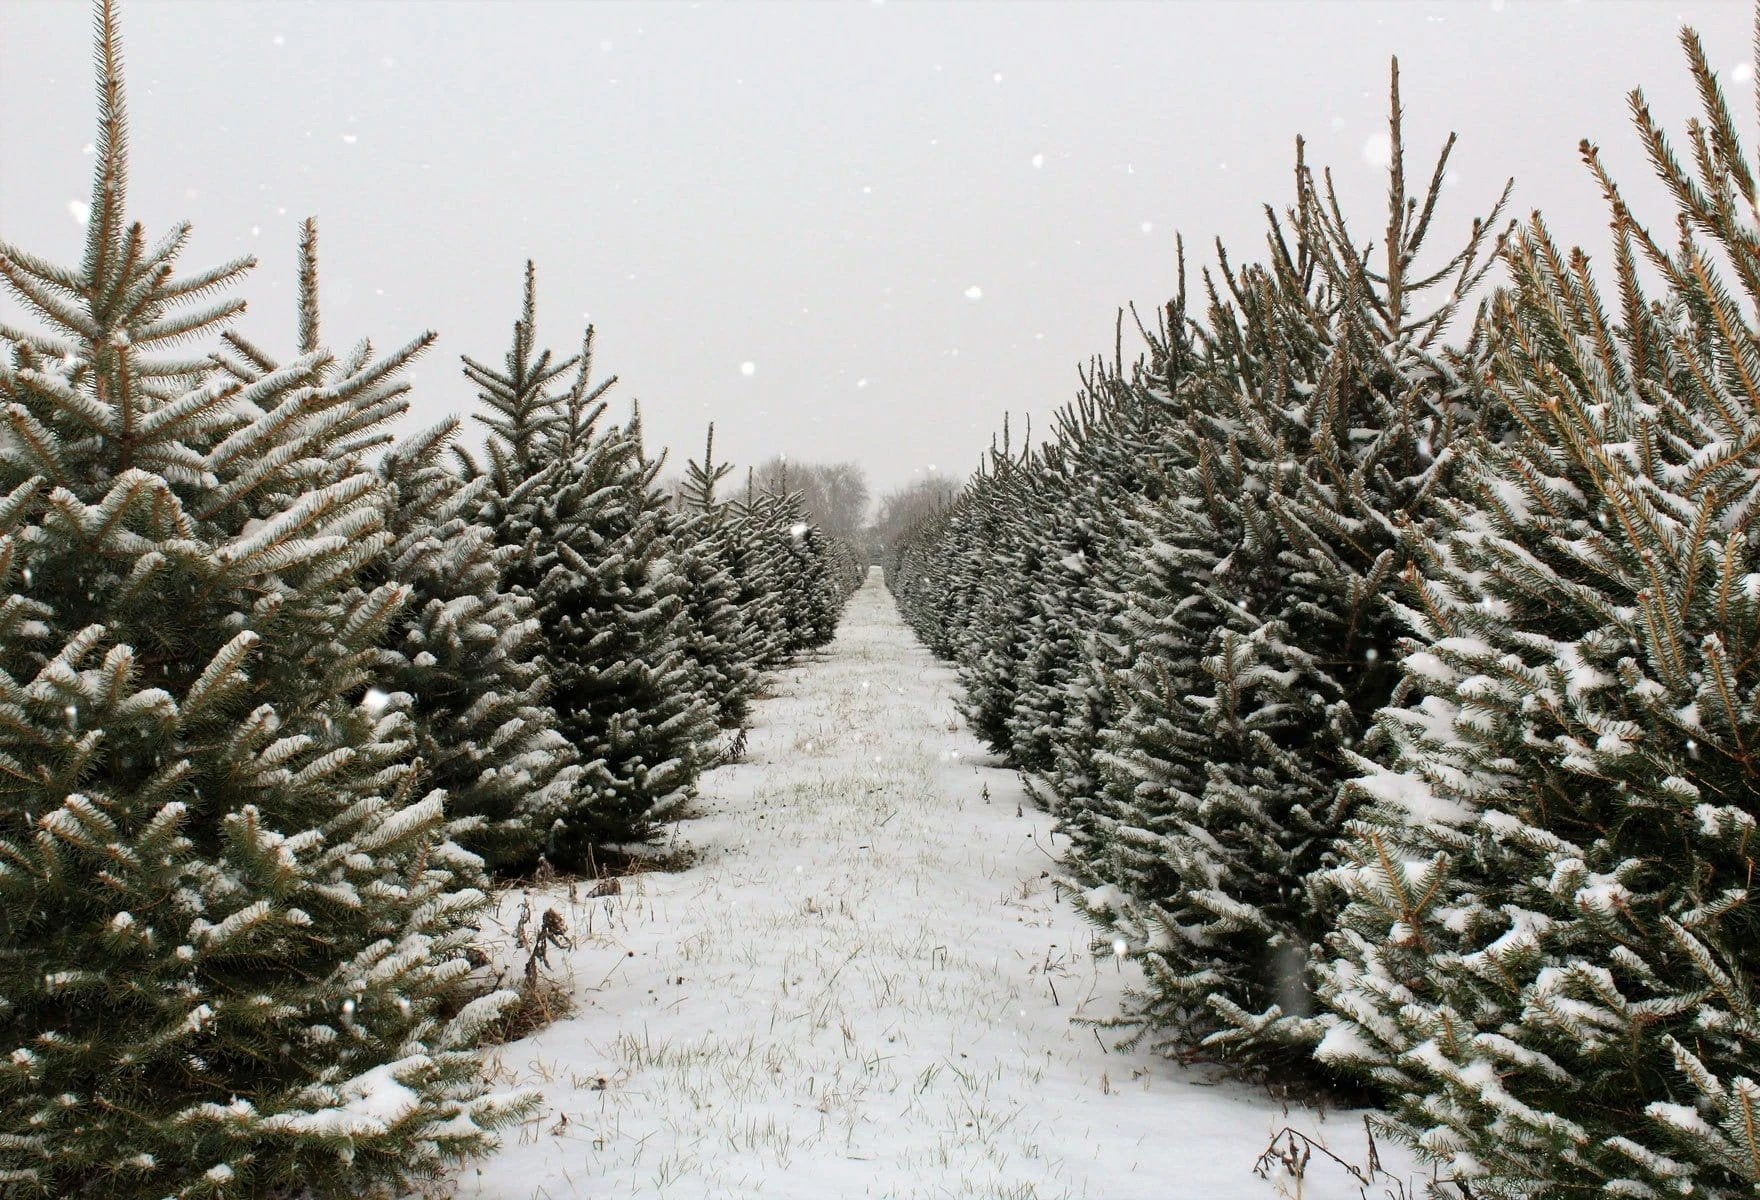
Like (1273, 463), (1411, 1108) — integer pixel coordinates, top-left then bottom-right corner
(717, 471), (792, 672)
(372, 420), (579, 869)
(0, 8), (525, 1195)
(1318, 29), (1760, 1197)
(1068, 72), (1510, 1081)
(212, 223), (578, 872)
(462, 273), (714, 860)
(673, 427), (761, 727)
(747, 480), (845, 654)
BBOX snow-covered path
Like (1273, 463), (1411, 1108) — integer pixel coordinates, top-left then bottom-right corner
(452, 571), (1411, 1200)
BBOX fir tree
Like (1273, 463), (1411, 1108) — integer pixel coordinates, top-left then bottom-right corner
(462, 271), (715, 860)
(0, 8), (526, 1195)
(673, 426), (761, 727)
(212, 223), (579, 872)
(1071, 73), (1509, 1082)
(1318, 28), (1760, 1197)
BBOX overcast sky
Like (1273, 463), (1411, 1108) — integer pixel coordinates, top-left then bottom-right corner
(2, 1), (1751, 499)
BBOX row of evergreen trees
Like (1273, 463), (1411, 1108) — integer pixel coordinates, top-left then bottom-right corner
(0, 6), (858, 1196)
(893, 29), (1760, 1200)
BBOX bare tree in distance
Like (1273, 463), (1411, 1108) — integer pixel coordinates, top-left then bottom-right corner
(873, 475), (960, 563)
(752, 457), (871, 542)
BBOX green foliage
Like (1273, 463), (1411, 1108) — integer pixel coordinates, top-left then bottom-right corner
(1082, 81), (1508, 1082)
(373, 419), (581, 868)
(1317, 28), (1760, 1197)
(460, 284), (715, 859)
(894, 65), (1510, 1089)
(673, 427), (762, 727)
(0, 7), (527, 1195)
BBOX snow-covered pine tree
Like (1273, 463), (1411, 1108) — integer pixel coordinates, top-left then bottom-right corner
(461, 273), (714, 860)
(890, 287), (1202, 808)
(0, 8), (526, 1195)
(212, 222), (578, 872)
(373, 420), (580, 869)
(1073, 71), (1510, 1083)
(888, 501), (959, 651)
(747, 478), (845, 654)
(1317, 29), (1760, 1197)
(954, 438), (1042, 755)
(890, 481), (968, 660)
(898, 426), (1036, 683)
(717, 468), (792, 671)
(670, 426), (761, 728)
(1010, 313), (1200, 793)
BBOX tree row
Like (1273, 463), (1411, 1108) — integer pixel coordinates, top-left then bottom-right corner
(893, 31), (1760, 1200)
(0, 5), (858, 1196)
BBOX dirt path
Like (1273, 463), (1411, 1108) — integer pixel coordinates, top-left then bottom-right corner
(451, 570), (1398, 1200)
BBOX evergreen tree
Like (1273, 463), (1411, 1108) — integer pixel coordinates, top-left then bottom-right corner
(1317, 29), (1760, 1197)
(373, 420), (579, 869)
(673, 426), (761, 727)
(0, 8), (525, 1194)
(212, 223), (578, 872)
(1069, 76), (1509, 1083)
(717, 471), (792, 672)
(747, 479), (846, 654)
(461, 272), (715, 860)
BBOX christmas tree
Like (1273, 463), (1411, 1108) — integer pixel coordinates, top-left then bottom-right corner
(211, 222), (579, 872)
(1317, 28), (1760, 1196)
(461, 271), (715, 861)
(372, 419), (580, 869)
(1057, 71), (1510, 1083)
(0, 7), (526, 1194)
(672, 426), (762, 728)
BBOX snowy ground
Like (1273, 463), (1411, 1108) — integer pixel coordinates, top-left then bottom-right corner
(445, 570), (1424, 1200)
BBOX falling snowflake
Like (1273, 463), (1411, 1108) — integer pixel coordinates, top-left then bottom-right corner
(1031, 153), (1045, 169)
(964, 285), (983, 301)
(740, 361), (757, 377)
(1362, 130), (1393, 170)
(362, 688), (392, 715)
(67, 200), (90, 226)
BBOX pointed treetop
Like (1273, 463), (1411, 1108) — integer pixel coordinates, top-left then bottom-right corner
(463, 262), (581, 471)
(297, 217), (321, 357)
(513, 258), (538, 378)
(83, 0), (129, 289)
(682, 423), (733, 511)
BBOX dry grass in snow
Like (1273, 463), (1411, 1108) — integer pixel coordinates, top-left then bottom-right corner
(444, 570), (1427, 1200)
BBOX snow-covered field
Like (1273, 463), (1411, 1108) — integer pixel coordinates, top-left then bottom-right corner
(447, 570), (1420, 1200)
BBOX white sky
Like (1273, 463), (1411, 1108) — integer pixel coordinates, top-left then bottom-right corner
(2, 1), (1751, 497)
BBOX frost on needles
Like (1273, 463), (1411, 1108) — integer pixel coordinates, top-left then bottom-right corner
(456, 268), (718, 863)
(1316, 28), (1760, 1198)
(0, 5), (530, 1196)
